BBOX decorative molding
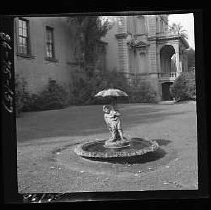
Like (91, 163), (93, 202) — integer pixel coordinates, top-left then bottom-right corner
(148, 34), (181, 42)
(138, 48), (147, 54)
(135, 40), (149, 48)
(0, 32), (14, 113)
(122, 72), (160, 77)
(115, 33), (128, 39)
(134, 33), (147, 37)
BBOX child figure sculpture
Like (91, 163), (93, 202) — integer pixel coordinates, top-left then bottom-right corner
(103, 105), (127, 147)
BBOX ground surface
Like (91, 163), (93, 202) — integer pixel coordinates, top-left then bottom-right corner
(16, 102), (198, 193)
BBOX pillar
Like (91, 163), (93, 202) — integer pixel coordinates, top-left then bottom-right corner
(174, 44), (181, 74)
(116, 16), (129, 73)
(148, 40), (157, 73)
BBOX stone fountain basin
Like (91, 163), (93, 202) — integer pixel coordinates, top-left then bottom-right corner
(74, 138), (159, 159)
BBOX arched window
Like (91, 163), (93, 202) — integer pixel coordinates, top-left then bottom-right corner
(160, 45), (175, 73)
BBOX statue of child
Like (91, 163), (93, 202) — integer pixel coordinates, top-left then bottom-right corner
(103, 105), (124, 142)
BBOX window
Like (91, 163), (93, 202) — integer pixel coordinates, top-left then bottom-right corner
(46, 26), (55, 59)
(160, 20), (164, 33)
(17, 18), (30, 55)
(136, 16), (146, 35)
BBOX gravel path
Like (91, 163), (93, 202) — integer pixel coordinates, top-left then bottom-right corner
(17, 102), (198, 193)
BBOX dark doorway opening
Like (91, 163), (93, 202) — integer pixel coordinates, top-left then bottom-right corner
(162, 82), (173, 101)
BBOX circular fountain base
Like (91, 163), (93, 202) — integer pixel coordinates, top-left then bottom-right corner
(74, 138), (159, 159)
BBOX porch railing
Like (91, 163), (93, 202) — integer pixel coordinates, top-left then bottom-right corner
(117, 72), (180, 83)
(158, 72), (180, 79)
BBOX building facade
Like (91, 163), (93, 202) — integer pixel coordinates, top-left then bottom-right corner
(102, 15), (189, 100)
(14, 17), (107, 95)
(14, 15), (189, 101)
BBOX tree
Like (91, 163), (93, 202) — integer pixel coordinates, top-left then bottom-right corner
(67, 16), (113, 77)
(170, 23), (188, 39)
(186, 47), (195, 70)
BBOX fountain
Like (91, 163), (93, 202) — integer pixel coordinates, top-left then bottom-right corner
(74, 89), (159, 161)
(74, 138), (159, 159)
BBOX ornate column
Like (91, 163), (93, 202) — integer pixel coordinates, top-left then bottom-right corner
(115, 16), (129, 73)
(148, 39), (157, 73)
(174, 43), (181, 74)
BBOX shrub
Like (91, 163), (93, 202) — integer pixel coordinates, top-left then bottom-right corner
(30, 79), (69, 111)
(16, 78), (69, 113)
(69, 76), (92, 105)
(128, 80), (158, 103)
(69, 69), (130, 105)
(15, 76), (23, 116)
(15, 74), (29, 116)
(69, 70), (159, 105)
(170, 72), (196, 101)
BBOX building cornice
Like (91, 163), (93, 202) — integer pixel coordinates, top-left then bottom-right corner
(148, 34), (181, 41)
(147, 34), (189, 49)
(135, 40), (150, 48)
(97, 40), (108, 45)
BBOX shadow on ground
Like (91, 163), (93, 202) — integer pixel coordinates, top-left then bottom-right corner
(152, 139), (172, 146)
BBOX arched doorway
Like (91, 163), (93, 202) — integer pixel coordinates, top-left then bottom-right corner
(162, 82), (173, 101)
(160, 45), (176, 74)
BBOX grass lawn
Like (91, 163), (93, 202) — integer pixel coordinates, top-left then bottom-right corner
(17, 102), (198, 193)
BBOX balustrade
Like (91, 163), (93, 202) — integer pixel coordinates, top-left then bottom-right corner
(158, 72), (180, 79)
(118, 71), (180, 84)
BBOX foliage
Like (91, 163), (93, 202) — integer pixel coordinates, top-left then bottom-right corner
(69, 70), (159, 105)
(28, 79), (69, 111)
(15, 75), (25, 116)
(69, 70), (130, 105)
(89, 70), (130, 104)
(170, 23), (188, 39)
(16, 72), (160, 115)
(67, 16), (113, 77)
(69, 76), (93, 105)
(186, 48), (195, 69)
(15, 74), (33, 116)
(15, 78), (69, 113)
(170, 72), (196, 101)
(128, 79), (159, 103)
(126, 36), (139, 52)
(66, 16), (159, 104)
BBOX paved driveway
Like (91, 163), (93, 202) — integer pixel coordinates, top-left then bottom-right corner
(17, 102), (198, 193)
